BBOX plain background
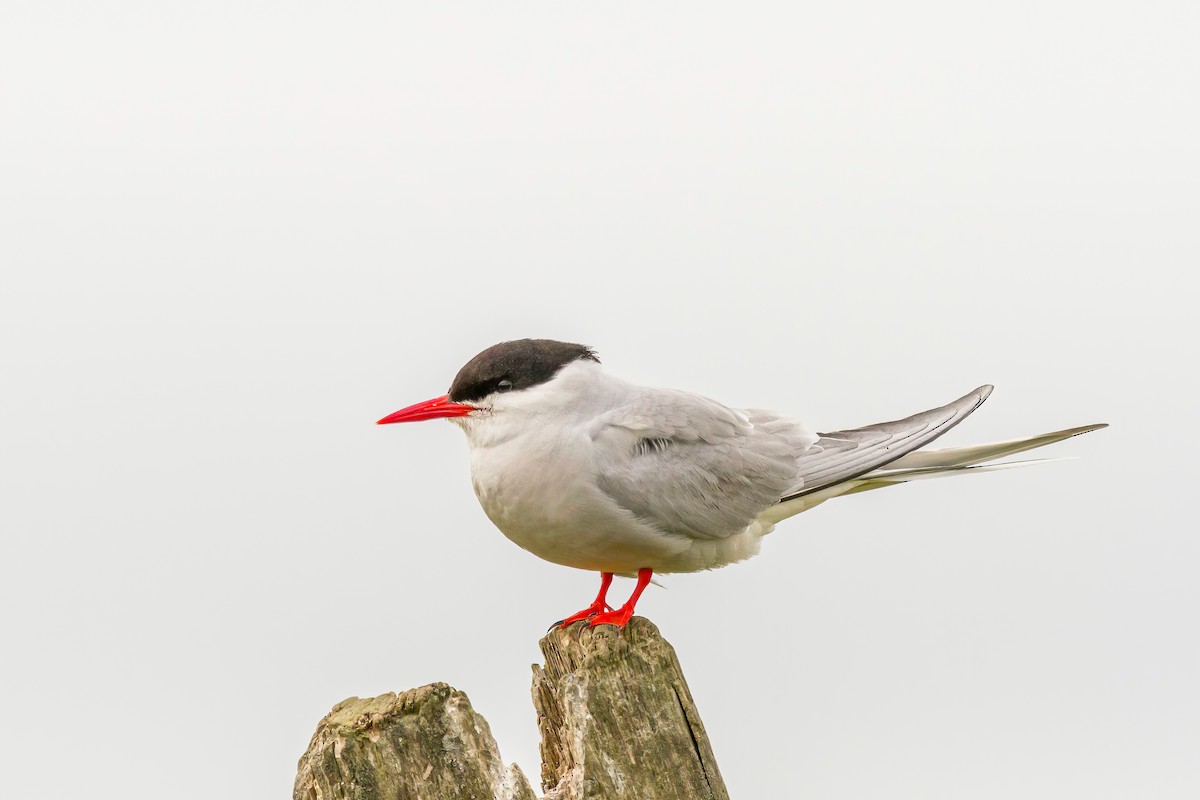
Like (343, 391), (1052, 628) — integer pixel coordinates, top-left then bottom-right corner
(2, 3), (1197, 798)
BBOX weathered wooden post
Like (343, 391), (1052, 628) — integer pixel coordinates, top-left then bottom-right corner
(533, 618), (727, 799)
(293, 683), (536, 800)
(294, 618), (728, 800)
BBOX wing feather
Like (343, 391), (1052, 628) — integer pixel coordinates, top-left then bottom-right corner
(779, 385), (993, 502)
(591, 391), (814, 540)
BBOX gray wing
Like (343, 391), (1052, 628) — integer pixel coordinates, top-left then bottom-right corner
(778, 385), (993, 502)
(590, 390), (816, 540)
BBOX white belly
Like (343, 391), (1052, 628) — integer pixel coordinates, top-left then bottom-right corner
(467, 435), (767, 574)
(469, 436), (671, 571)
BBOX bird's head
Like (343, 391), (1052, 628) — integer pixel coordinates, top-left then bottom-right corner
(376, 338), (601, 432)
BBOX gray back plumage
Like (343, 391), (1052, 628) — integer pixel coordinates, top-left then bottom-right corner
(590, 391), (814, 541)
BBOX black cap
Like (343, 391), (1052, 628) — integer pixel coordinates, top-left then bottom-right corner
(447, 339), (600, 403)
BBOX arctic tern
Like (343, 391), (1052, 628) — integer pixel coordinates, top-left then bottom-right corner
(378, 339), (1105, 629)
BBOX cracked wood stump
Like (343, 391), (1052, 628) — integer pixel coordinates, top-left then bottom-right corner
(533, 617), (728, 800)
(294, 618), (727, 800)
(293, 683), (536, 800)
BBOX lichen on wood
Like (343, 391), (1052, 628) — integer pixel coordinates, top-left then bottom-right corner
(293, 682), (535, 800)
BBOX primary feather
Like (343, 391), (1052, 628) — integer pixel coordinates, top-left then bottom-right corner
(781, 385), (994, 501)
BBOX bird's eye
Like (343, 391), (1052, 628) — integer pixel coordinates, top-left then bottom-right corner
(496, 379), (513, 393)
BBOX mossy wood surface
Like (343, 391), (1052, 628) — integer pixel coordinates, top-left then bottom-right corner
(293, 683), (535, 800)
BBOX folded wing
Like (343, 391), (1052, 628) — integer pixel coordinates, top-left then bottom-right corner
(590, 390), (815, 540)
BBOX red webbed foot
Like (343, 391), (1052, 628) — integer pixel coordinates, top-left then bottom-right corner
(586, 567), (652, 631)
(551, 600), (614, 629)
(586, 605), (636, 628)
(550, 572), (615, 630)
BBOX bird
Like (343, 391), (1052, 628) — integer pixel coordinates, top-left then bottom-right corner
(377, 338), (1105, 629)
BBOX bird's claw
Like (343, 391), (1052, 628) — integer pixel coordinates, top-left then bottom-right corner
(550, 602), (615, 630)
(586, 607), (635, 629)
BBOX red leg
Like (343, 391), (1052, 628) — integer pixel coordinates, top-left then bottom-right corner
(588, 568), (652, 629)
(552, 572), (614, 628)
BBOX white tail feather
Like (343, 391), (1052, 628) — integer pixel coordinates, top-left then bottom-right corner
(840, 457), (1073, 495)
(882, 424), (1106, 470)
(756, 423), (1106, 529)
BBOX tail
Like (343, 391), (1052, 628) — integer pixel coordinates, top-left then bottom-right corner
(841, 423), (1107, 495)
(757, 388), (1106, 526)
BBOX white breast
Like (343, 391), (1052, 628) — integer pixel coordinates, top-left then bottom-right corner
(456, 363), (691, 572)
(454, 361), (780, 574)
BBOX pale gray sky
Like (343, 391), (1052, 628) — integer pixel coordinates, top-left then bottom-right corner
(1, 3), (1197, 798)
